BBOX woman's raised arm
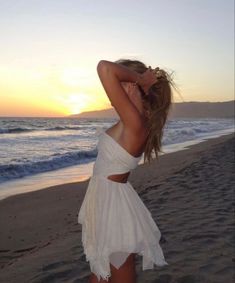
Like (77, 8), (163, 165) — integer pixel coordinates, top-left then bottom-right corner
(96, 60), (144, 131)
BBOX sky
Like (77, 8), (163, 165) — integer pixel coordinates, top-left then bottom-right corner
(0, 0), (234, 117)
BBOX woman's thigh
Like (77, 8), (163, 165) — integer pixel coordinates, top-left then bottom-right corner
(110, 253), (136, 283)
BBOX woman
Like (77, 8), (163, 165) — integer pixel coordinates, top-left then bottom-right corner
(78, 59), (174, 283)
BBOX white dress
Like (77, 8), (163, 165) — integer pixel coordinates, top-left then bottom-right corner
(77, 128), (168, 281)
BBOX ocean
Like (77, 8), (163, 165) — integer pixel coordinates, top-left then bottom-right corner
(0, 117), (234, 200)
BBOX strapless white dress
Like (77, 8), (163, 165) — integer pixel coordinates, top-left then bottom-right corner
(77, 128), (168, 281)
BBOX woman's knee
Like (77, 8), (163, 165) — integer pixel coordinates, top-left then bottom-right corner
(110, 253), (136, 283)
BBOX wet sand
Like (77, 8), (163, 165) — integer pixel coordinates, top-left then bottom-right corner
(0, 133), (234, 283)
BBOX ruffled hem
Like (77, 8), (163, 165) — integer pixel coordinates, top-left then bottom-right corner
(80, 241), (169, 281)
(78, 175), (169, 281)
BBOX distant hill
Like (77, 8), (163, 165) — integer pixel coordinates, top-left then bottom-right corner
(69, 107), (119, 119)
(68, 100), (234, 119)
(168, 100), (234, 119)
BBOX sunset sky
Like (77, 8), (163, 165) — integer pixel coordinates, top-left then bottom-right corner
(0, 0), (234, 117)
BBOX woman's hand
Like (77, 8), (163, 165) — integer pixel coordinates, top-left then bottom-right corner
(137, 67), (158, 95)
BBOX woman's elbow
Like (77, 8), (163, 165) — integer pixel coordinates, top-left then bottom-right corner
(97, 60), (110, 71)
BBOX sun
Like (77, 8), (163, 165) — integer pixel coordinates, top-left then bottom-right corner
(65, 93), (93, 114)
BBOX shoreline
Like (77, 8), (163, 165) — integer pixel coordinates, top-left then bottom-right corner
(1, 132), (234, 202)
(0, 132), (234, 282)
(0, 129), (233, 201)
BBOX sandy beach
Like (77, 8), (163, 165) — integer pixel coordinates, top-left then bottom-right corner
(0, 133), (234, 283)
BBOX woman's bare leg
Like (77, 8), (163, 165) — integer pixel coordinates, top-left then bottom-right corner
(110, 253), (136, 283)
(88, 253), (136, 283)
(89, 273), (111, 283)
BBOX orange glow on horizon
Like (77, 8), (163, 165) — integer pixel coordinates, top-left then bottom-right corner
(0, 64), (112, 117)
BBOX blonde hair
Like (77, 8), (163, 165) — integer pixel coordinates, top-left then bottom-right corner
(115, 58), (177, 164)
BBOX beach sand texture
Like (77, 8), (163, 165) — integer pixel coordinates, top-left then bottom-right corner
(0, 133), (234, 283)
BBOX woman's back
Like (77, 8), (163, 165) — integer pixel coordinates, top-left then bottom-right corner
(101, 120), (149, 183)
(93, 127), (142, 180)
(107, 119), (148, 151)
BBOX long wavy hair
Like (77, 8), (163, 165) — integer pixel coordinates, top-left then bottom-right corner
(115, 58), (177, 164)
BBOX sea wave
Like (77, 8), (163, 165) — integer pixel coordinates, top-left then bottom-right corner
(0, 126), (81, 134)
(0, 148), (97, 183)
